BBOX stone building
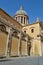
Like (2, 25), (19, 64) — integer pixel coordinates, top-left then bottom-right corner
(0, 6), (43, 58)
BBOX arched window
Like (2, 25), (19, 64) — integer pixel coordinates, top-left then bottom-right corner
(12, 30), (18, 37)
(0, 24), (6, 31)
(31, 29), (34, 33)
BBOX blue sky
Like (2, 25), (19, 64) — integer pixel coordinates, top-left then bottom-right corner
(0, 0), (43, 23)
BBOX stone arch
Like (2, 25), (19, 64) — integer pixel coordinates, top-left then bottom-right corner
(0, 24), (6, 32)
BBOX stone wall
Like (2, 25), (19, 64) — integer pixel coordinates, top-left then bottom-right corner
(0, 17), (31, 58)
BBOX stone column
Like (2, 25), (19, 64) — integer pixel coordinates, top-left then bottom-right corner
(18, 33), (21, 56)
(30, 39), (35, 56)
(37, 37), (42, 56)
(25, 37), (28, 56)
(19, 16), (21, 23)
(23, 16), (24, 24)
(5, 27), (12, 57)
(20, 17), (21, 24)
(5, 27), (10, 57)
(31, 37), (42, 56)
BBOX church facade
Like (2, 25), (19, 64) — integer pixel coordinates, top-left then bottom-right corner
(0, 6), (43, 58)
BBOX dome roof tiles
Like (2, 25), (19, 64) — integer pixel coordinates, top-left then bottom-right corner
(15, 6), (28, 16)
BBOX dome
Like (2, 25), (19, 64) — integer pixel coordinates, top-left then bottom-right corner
(15, 6), (28, 16)
(14, 6), (29, 26)
(36, 17), (41, 22)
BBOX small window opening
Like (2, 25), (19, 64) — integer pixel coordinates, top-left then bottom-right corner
(24, 30), (26, 33)
(16, 17), (17, 20)
(21, 16), (23, 23)
(24, 17), (25, 24)
(31, 29), (34, 33)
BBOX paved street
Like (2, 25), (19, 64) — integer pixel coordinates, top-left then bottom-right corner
(0, 56), (43, 65)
